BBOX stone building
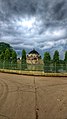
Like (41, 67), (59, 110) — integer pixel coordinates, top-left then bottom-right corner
(26, 49), (41, 64)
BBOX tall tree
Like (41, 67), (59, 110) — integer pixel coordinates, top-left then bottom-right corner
(12, 51), (17, 63)
(53, 50), (59, 63)
(5, 48), (10, 61)
(64, 51), (67, 62)
(0, 52), (4, 62)
(22, 49), (26, 60)
(43, 52), (51, 63)
(53, 50), (60, 72)
(0, 52), (5, 68)
(0, 42), (13, 55)
(21, 49), (27, 70)
(64, 51), (67, 71)
(12, 51), (17, 68)
(43, 52), (51, 72)
(4, 48), (10, 68)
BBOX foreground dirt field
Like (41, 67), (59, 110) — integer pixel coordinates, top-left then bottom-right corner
(0, 73), (67, 119)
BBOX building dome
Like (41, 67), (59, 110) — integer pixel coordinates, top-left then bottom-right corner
(28, 49), (39, 55)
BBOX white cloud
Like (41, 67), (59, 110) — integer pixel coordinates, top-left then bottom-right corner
(52, 29), (66, 37)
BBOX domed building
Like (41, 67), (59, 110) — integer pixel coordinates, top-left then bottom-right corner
(26, 49), (41, 64)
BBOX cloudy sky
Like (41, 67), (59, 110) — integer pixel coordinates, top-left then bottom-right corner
(0, 0), (67, 58)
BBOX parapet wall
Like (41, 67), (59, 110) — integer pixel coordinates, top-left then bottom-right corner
(0, 69), (67, 77)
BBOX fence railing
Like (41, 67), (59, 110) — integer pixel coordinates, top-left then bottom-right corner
(0, 62), (67, 73)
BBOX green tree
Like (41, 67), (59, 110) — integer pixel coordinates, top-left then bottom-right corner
(0, 52), (5, 68)
(4, 48), (10, 68)
(21, 49), (27, 70)
(5, 49), (10, 61)
(0, 42), (13, 55)
(0, 52), (4, 62)
(12, 51), (17, 69)
(53, 50), (60, 72)
(53, 50), (59, 63)
(43, 52), (51, 72)
(64, 51), (67, 71)
(64, 51), (67, 62)
(22, 49), (26, 60)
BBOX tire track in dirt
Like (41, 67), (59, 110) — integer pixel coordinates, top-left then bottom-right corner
(0, 114), (11, 119)
(0, 79), (9, 110)
(0, 75), (35, 119)
(0, 78), (22, 119)
(0, 82), (4, 98)
(2, 77), (34, 93)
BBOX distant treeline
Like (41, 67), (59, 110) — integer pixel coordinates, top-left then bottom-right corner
(0, 45), (27, 70)
(43, 50), (67, 72)
(0, 42), (67, 72)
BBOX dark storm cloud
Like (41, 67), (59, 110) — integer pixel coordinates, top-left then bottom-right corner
(0, 0), (37, 18)
(0, 0), (67, 58)
(52, 0), (67, 21)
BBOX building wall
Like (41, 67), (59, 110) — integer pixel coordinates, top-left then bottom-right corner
(26, 53), (41, 64)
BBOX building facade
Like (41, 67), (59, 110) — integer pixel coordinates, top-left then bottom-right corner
(26, 49), (41, 64)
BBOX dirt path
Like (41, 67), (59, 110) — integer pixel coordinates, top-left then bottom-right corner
(0, 73), (67, 119)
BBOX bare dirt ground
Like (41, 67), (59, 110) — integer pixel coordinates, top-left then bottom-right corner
(0, 73), (67, 119)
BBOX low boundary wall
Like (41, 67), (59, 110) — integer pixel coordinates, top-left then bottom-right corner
(0, 69), (67, 77)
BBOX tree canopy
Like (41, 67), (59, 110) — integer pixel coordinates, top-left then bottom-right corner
(22, 49), (26, 61)
(12, 50), (17, 64)
(43, 52), (51, 72)
(53, 50), (59, 63)
(0, 52), (4, 62)
(21, 49), (27, 70)
(64, 51), (67, 62)
(5, 48), (10, 62)
(43, 52), (51, 63)
(0, 42), (13, 55)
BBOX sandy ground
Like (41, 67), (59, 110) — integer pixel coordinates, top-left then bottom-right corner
(0, 73), (67, 119)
